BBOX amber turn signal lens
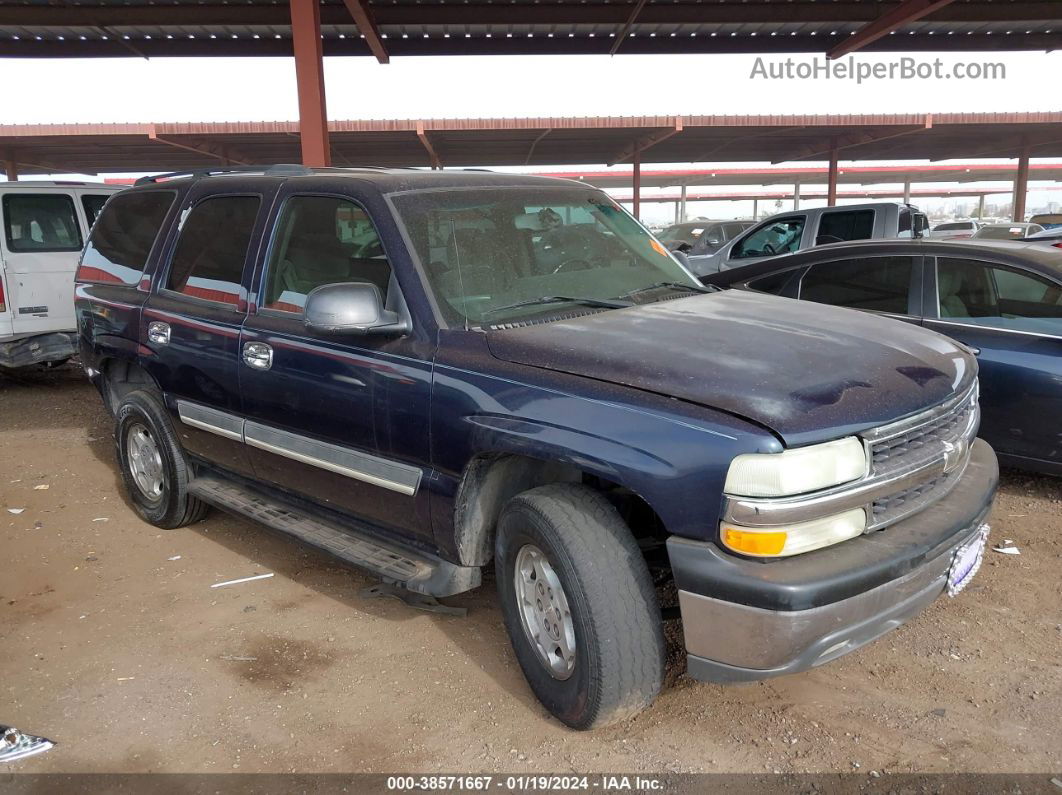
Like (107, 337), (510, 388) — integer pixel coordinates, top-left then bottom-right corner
(721, 527), (787, 556)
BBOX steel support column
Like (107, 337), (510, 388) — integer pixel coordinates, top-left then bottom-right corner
(903, 180), (912, 204)
(827, 139), (839, 206)
(632, 149), (641, 221)
(679, 183), (687, 223)
(1013, 142), (1031, 222)
(793, 182), (801, 210)
(752, 198), (758, 220)
(977, 195), (986, 219)
(2, 157), (16, 181)
(290, 0), (331, 167)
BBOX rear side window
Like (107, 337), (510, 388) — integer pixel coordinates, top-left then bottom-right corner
(800, 256), (915, 315)
(937, 257), (1062, 334)
(2, 193), (82, 252)
(82, 194), (112, 227)
(164, 195), (260, 306)
(78, 191), (175, 285)
(816, 209), (875, 245)
(263, 195), (391, 315)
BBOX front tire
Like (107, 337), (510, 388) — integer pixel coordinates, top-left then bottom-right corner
(495, 484), (665, 729)
(114, 390), (208, 529)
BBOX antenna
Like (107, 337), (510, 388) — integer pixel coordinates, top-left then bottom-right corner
(449, 219), (470, 331)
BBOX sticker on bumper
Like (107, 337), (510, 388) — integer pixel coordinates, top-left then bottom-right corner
(948, 524), (989, 597)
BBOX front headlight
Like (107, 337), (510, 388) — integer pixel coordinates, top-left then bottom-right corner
(723, 437), (868, 498)
(721, 508), (867, 558)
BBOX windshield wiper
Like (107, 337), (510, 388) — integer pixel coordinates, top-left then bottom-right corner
(621, 281), (720, 299)
(481, 295), (632, 320)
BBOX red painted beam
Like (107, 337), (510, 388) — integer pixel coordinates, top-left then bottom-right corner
(290, 0), (331, 167)
(827, 0), (958, 59)
(341, 0), (390, 64)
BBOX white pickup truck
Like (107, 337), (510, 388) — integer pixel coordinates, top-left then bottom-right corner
(0, 181), (122, 368)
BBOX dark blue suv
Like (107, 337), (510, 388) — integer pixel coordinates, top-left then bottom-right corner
(76, 166), (998, 729)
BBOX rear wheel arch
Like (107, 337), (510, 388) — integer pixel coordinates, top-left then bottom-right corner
(100, 358), (162, 414)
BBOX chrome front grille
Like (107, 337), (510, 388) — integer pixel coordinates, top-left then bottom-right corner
(863, 383), (980, 529)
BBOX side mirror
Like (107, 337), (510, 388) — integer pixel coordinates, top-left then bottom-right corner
(303, 282), (410, 336)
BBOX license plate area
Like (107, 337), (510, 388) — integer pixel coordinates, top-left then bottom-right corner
(947, 524), (989, 597)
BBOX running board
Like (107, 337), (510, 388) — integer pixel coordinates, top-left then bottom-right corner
(187, 475), (480, 597)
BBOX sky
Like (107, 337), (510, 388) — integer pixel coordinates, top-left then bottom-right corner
(4, 49), (1061, 221)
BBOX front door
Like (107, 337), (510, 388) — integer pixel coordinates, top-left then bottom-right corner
(239, 189), (433, 540)
(141, 188), (269, 477)
(924, 255), (1062, 468)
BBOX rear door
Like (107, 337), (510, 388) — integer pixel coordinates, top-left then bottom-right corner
(0, 189), (83, 338)
(141, 184), (274, 477)
(924, 255), (1062, 467)
(239, 186), (433, 539)
(793, 254), (924, 327)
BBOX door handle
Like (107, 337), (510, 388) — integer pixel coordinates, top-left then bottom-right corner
(147, 321), (171, 345)
(242, 341), (273, 371)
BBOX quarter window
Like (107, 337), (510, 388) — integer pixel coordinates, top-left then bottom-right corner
(165, 195), (260, 306)
(78, 191), (175, 285)
(263, 196), (392, 315)
(937, 257), (1062, 335)
(82, 194), (112, 227)
(799, 256), (915, 315)
(2, 193), (82, 252)
(816, 209), (874, 245)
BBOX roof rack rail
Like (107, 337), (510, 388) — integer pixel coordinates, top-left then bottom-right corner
(133, 164), (314, 186)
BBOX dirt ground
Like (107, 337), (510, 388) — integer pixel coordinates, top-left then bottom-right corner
(2, 364), (1060, 776)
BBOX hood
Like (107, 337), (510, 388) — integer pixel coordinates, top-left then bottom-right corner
(485, 291), (975, 446)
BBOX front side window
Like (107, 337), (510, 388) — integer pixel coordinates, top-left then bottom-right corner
(732, 216), (806, 259)
(2, 193), (81, 252)
(164, 195), (260, 306)
(78, 190), (175, 285)
(263, 195), (392, 314)
(816, 209), (875, 245)
(937, 257), (1062, 335)
(799, 256), (915, 315)
(391, 187), (697, 326)
(82, 194), (112, 227)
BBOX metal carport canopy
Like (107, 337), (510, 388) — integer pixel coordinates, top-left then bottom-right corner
(3, 113), (1062, 176)
(2, 1), (1060, 58)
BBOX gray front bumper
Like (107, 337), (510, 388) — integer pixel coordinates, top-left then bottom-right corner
(682, 514), (989, 683)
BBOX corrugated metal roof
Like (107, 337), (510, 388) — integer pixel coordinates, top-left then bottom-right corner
(1, 1), (1059, 57)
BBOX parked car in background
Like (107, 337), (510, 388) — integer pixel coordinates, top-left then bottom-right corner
(1023, 226), (1062, 249)
(656, 220), (754, 256)
(0, 181), (121, 368)
(686, 202), (929, 276)
(929, 220), (981, 239)
(704, 239), (1062, 475)
(972, 222), (1043, 240)
(1029, 213), (1062, 230)
(76, 166), (997, 728)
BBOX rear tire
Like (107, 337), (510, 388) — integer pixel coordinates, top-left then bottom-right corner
(495, 483), (665, 729)
(114, 389), (208, 529)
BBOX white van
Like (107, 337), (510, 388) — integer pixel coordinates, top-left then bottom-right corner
(0, 181), (123, 368)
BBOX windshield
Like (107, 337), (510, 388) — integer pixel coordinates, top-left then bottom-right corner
(391, 187), (700, 325)
(658, 224), (708, 244)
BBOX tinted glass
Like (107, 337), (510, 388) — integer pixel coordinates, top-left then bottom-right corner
(264, 196), (391, 314)
(658, 224), (704, 245)
(3, 193), (81, 252)
(937, 257), (1062, 335)
(82, 194), (112, 227)
(732, 217), (805, 259)
(934, 222), (973, 231)
(746, 268), (801, 297)
(816, 209), (875, 245)
(165, 195), (260, 306)
(392, 187), (696, 326)
(800, 256), (914, 314)
(976, 225), (1029, 240)
(724, 222), (750, 240)
(78, 191), (175, 285)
